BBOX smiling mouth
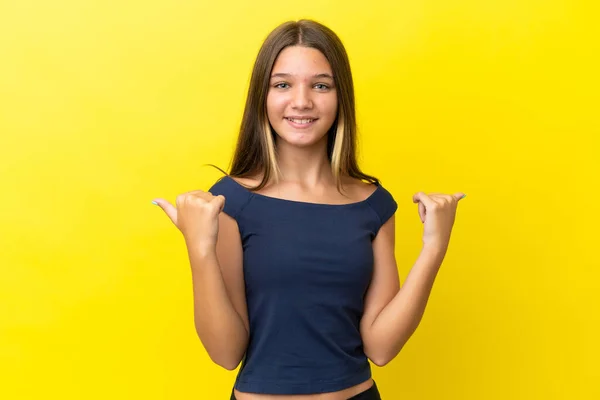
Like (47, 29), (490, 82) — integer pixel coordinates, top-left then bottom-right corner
(285, 117), (318, 125)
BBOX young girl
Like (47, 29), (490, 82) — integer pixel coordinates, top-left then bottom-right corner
(153, 19), (465, 400)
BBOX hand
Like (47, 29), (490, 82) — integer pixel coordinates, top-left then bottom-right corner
(412, 191), (465, 250)
(152, 191), (225, 252)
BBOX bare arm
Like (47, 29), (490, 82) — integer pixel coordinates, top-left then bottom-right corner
(153, 192), (249, 371)
(361, 191), (464, 366)
(188, 212), (249, 370)
(360, 215), (445, 366)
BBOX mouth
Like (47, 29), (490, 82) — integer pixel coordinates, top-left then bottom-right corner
(285, 117), (318, 128)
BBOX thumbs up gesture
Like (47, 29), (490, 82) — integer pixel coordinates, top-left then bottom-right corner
(152, 191), (226, 253)
(412, 192), (465, 250)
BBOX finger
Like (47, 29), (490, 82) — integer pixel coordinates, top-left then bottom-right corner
(199, 190), (217, 201)
(453, 193), (466, 201)
(211, 195), (226, 213)
(152, 198), (178, 226)
(412, 192), (435, 208)
(418, 201), (426, 223)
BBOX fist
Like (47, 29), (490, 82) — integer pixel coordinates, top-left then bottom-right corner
(153, 190), (225, 252)
(412, 192), (465, 249)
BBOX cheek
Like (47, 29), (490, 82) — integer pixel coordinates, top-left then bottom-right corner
(319, 96), (338, 120)
(266, 93), (286, 119)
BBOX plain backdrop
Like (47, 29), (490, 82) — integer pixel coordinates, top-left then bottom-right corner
(1, 0), (598, 399)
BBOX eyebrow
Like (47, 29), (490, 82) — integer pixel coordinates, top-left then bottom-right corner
(270, 73), (334, 80)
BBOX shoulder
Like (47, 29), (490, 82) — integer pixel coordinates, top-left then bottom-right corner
(208, 175), (253, 219)
(340, 176), (378, 201)
(341, 176), (395, 204)
(342, 176), (397, 229)
(231, 175), (261, 188)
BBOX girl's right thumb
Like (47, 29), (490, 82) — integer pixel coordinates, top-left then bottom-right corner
(152, 198), (178, 226)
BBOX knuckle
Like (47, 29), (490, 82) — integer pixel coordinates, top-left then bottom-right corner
(199, 191), (212, 200)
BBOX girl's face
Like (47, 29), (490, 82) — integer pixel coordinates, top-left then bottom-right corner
(266, 46), (338, 149)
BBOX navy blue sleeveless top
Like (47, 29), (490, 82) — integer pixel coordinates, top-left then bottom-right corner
(208, 175), (397, 395)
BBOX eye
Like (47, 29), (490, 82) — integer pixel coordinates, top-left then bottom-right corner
(314, 83), (330, 90)
(273, 82), (289, 89)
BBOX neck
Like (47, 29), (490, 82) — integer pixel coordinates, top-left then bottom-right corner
(274, 138), (334, 186)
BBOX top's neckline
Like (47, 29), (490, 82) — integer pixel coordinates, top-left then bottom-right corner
(223, 175), (381, 207)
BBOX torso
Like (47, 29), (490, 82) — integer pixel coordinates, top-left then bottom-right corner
(229, 174), (378, 399)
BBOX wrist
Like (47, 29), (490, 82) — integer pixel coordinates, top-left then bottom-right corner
(422, 235), (449, 251)
(421, 242), (447, 263)
(186, 240), (217, 263)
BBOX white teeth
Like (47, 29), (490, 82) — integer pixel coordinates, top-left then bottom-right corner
(287, 118), (314, 124)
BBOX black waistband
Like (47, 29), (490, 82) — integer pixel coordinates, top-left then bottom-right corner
(230, 380), (381, 400)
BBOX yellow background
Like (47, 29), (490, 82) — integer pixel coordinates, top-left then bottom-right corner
(1, 0), (598, 399)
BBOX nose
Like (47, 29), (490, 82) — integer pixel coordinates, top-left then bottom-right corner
(291, 86), (313, 110)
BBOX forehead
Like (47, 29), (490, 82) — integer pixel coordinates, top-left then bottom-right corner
(271, 46), (332, 75)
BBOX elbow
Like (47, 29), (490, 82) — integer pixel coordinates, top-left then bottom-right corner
(209, 353), (243, 371)
(369, 354), (392, 367)
(216, 359), (240, 371)
(198, 335), (245, 371)
(364, 344), (388, 367)
(195, 327), (248, 371)
(366, 346), (403, 367)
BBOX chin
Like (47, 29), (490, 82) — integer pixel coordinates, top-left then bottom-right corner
(275, 130), (328, 148)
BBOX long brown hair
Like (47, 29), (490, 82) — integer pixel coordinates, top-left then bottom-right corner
(217, 19), (379, 191)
